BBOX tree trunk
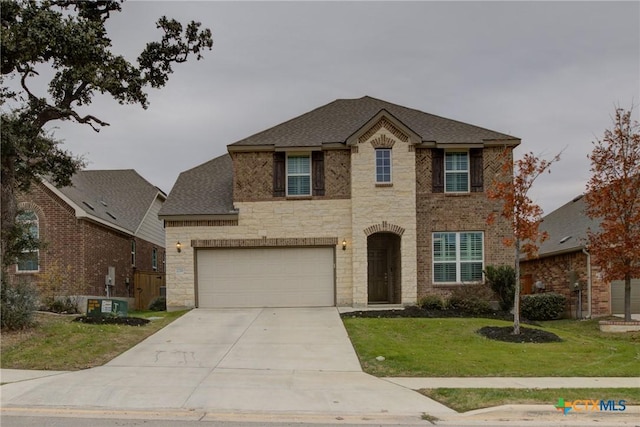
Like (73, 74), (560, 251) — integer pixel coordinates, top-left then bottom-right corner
(624, 272), (631, 322)
(513, 240), (521, 335)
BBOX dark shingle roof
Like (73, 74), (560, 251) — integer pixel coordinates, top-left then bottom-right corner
(536, 195), (601, 257)
(159, 154), (234, 217)
(229, 96), (519, 148)
(54, 170), (163, 233)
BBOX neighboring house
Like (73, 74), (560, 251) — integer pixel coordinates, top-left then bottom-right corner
(520, 194), (639, 318)
(159, 96), (520, 310)
(10, 170), (167, 301)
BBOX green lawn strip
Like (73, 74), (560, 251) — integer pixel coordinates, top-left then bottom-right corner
(1, 310), (187, 370)
(342, 317), (640, 377)
(419, 388), (640, 413)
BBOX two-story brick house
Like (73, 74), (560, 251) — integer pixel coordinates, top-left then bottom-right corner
(159, 96), (519, 310)
(11, 170), (166, 302)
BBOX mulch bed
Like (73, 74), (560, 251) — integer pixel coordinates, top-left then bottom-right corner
(73, 316), (150, 326)
(341, 305), (563, 343)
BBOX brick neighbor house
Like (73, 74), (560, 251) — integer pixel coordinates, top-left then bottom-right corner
(520, 194), (640, 318)
(159, 96), (519, 310)
(11, 170), (166, 303)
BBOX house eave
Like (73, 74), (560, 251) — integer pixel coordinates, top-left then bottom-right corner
(521, 245), (586, 261)
(159, 213), (239, 221)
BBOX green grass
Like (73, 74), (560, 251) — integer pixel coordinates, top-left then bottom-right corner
(342, 317), (640, 377)
(1, 310), (187, 370)
(419, 388), (640, 413)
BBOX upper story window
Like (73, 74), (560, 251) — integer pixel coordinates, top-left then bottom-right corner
(445, 152), (469, 193)
(16, 211), (39, 272)
(375, 148), (392, 183)
(286, 154), (311, 196)
(433, 231), (483, 283)
(152, 247), (158, 271)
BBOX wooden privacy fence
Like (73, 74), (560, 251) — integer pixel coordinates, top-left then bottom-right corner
(134, 271), (165, 311)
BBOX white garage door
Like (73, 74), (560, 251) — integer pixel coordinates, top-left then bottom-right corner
(611, 279), (640, 314)
(196, 247), (335, 308)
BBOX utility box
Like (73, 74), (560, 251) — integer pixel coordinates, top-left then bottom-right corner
(86, 299), (128, 317)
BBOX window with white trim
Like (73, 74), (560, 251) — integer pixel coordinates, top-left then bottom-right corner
(152, 247), (158, 271)
(131, 240), (136, 267)
(375, 148), (392, 183)
(433, 231), (483, 283)
(445, 151), (469, 193)
(16, 211), (39, 272)
(286, 154), (311, 196)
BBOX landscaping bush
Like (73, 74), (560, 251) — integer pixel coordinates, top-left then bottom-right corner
(49, 296), (81, 314)
(148, 296), (166, 311)
(447, 285), (493, 315)
(1, 280), (38, 330)
(521, 293), (566, 320)
(484, 265), (516, 312)
(418, 294), (446, 310)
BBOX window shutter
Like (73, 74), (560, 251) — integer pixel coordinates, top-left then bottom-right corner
(470, 148), (483, 192)
(273, 152), (285, 197)
(432, 149), (444, 193)
(312, 151), (325, 196)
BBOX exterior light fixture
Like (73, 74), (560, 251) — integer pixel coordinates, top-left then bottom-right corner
(176, 241), (182, 253)
(342, 239), (347, 251)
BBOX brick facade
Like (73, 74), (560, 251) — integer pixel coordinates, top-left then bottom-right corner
(9, 182), (165, 300)
(232, 150), (351, 201)
(520, 251), (611, 317)
(415, 146), (513, 298)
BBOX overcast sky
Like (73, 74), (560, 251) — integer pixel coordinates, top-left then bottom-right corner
(38, 1), (640, 214)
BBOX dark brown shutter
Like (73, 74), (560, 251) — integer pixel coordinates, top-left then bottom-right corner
(470, 148), (483, 192)
(312, 151), (325, 196)
(273, 152), (285, 197)
(432, 149), (444, 193)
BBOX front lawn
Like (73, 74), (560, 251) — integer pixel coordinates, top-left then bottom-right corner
(1, 310), (187, 370)
(342, 317), (640, 377)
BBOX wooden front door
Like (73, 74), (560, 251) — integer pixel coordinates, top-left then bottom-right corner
(368, 245), (389, 303)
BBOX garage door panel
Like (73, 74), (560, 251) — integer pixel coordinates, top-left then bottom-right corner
(197, 247), (334, 308)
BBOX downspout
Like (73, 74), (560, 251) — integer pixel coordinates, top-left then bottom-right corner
(582, 247), (592, 319)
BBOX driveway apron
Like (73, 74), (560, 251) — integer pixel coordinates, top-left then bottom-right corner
(0, 307), (454, 417)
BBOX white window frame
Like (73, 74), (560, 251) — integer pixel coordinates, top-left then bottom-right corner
(286, 153), (312, 196)
(432, 231), (484, 284)
(375, 148), (392, 183)
(131, 240), (136, 267)
(152, 247), (158, 271)
(445, 151), (470, 193)
(16, 211), (39, 273)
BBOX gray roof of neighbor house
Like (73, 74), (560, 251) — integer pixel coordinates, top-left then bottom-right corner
(229, 96), (520, 148)
(535, 194), (602, 257)
(49, 170), (166, 234)
(159, 154), (235, 217)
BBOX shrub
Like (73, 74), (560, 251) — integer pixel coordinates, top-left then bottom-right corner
(49, 296), (80, 314)
(37, 261), (83, 313)
(447, 285), (493, 315)
(418, 294), (446, 310)
(521, 293), (566, 320)
(484, 265), (516, 312)
(148, 296), (166, 311)
(1, 280), (39, 330)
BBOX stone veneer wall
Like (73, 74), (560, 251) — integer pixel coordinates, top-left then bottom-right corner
(350, 126), (417, 306)
(415, 146), (513, 297)
(520, 251), (611, 317)
(164, 199), (352, 309)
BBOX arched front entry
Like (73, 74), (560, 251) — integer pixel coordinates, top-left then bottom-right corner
(367, 232), (401, 304)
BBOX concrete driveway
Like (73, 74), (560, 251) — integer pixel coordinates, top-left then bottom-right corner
(1, 308), (454, 419)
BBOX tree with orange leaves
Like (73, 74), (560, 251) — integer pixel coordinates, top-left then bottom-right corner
(585, 107), (640, 322)
(487, 149), (561, 334)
